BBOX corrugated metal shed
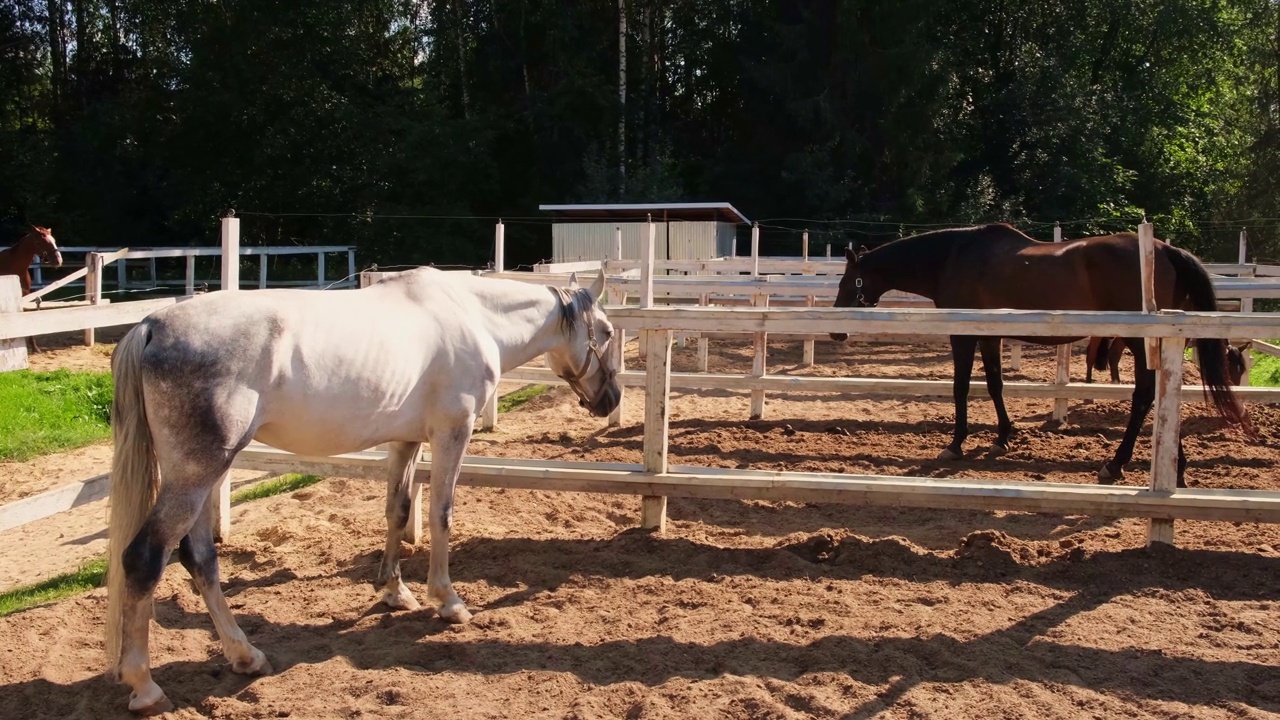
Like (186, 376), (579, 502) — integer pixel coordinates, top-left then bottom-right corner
(540, 202), (748, 263)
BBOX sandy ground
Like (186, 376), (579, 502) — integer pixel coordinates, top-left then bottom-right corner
(1, 327), (1279, 719)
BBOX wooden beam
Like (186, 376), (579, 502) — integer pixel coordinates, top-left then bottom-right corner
(0, 473), (110, 533)
(21, 265), (89, 303)
(500, 365), (1280, 403)
(750, 293), (767, 419)
(605, 306), (1280, 341)
(1138, 222), (1159, 369)
(0, 296), (186, 341)
(230, 446), (1280, 525)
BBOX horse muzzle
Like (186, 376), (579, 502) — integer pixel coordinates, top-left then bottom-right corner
(44, 251), (63, 268)
(584, 380), (622, 418)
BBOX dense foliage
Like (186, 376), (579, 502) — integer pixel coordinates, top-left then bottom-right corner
(4, 0), (1280, 267)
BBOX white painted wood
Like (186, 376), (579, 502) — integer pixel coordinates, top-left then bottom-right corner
(641, 329), (672, 531)
(317, 252), (326, 287)
(750, 293), (768, 419)
(348, 250), (356, 286)
(0, 276), (27, 372)
(22, 264), (90, 303)
(641, 220), (656, 308)
(750, 223), (760, 277)
(1009, 341), (1022, 371)
(697, 293), (710, 372)
(495, 220), (505, 272)
(1239, 228), (1248, 265)
(404, 445), (425, 544)
(221, 215), (240, 292)
(212, 472), (231, 541)
(613, 225), (623, 263)
(802, 230), (809, 261)
(83, 252), (103, 347)
(0, 473), (109, 532)
(259, 252), (269, 289)
(0, 296), (186, 341)
(185, 254), (196, 296)
(1138, 222), (1159, 369)
(501, 364), (1280, 403)
(1148, 338), (1185, 546)
(604, 306), (1280, 341)
(230, 445), (1280, 525)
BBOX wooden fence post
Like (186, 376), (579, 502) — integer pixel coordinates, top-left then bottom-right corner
(750, 222), (760, 277)
(607, 286), (627, 427)
(0, 276), (26, 371)
(639, 215), (668, 530)
(185, 254), (196, 296)
(1240, 228), (1254, 386)
(750, 293), (768, 419)
(83, 252), (103, 347)
(494, 219), (505, 273)
(213, 213), (239, 540)
(802, 229), (815, 366)
(1052, 223), (1070, 423)
(1148, 337), (1184, 546)
(697, 292), (710, 372)
(1138, 221), (1159, 370)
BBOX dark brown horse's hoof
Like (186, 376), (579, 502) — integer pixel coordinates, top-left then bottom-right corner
(1097, 464), (1122, 485)
(937, 448), (962, 461)
(987, 444), (1008, 457)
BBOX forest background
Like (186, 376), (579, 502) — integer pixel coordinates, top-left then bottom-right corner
(5, 1), (1280, 269)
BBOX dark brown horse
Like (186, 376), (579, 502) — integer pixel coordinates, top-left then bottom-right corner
(829, 222), (1252, 488)
(0, 225), (63, 353)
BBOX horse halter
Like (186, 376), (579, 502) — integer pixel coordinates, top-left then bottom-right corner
(556, 302), (616, 410)
(847, 267), (870, 307)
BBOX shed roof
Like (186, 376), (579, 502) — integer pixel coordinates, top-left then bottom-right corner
(538, 202), (750, 225)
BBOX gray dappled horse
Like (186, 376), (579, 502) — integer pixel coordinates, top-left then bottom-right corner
(104, 268), (622, 714)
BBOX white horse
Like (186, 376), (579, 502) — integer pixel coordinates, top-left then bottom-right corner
(104, 267), (622, 715)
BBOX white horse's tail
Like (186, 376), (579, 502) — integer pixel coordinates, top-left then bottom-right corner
(105, 323), (159, 672)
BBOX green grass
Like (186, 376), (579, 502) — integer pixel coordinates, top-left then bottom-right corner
(498, 383), (550, 412)
(0, 558), (107, 617)
(1250, 353), (1280, 387)
(0, 369), (114, 461)
(230, 473), (324, 503)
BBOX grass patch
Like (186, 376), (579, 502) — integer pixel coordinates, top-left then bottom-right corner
(1250, 353), (1280, 387)
(0, 369), (114, 461)
(498, 383), (550, 413)
(0, 557), (107, 617)
(231, 473), (324, 503)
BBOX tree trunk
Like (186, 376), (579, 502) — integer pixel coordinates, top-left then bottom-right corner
(618, 0), (627, 193)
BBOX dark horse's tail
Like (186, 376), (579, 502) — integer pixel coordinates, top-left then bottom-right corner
(1090, 338), (1112, 372)
(1165, 245), (1254, 436)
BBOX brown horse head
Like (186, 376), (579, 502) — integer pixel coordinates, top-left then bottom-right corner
(26, 225), (62, 267)
(830, 245), (883, 341)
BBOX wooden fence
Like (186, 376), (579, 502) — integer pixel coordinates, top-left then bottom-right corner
(225, 220), (1280, 551)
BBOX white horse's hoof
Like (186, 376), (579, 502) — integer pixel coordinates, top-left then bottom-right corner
(937, 448), (961, 461)
(438, 602), (473, 624)
(231, 647), (273, 676)
(128, 681), (172, 716)
(381, 584), (422, 611)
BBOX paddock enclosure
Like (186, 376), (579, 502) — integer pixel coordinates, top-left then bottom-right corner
(1, 218), (1279, 718)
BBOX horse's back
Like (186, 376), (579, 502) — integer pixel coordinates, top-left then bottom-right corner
(133, 271), (493, 455)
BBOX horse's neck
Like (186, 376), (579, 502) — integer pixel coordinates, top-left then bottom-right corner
(870, 238), (945, 299)
(466, 279), (572, 373)
(1, 236), (36, 264)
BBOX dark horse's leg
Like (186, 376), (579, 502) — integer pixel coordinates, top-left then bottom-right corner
(940, 335), (979, 460)
(1097, 338), (1187, 486)
(977, 337), (1014, 453)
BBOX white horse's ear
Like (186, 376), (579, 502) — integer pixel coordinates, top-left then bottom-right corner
(589, 270), (606, 301)
(568, 272), (579, 290)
